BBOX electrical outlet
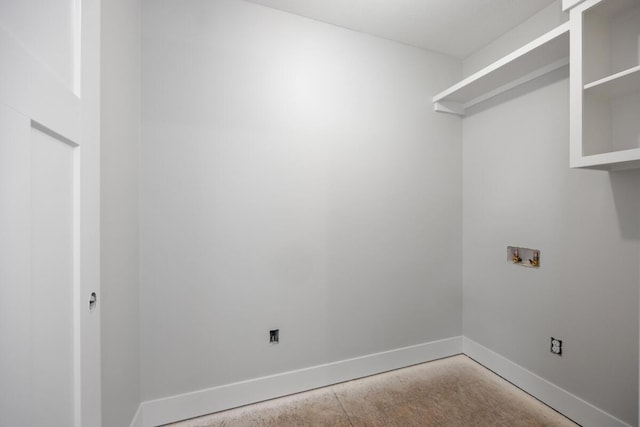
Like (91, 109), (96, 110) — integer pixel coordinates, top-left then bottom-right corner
(550, 337), (562, 355)
(270, 329), (279, 344)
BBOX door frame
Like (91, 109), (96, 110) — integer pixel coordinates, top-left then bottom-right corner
(79, 0), (102, 425)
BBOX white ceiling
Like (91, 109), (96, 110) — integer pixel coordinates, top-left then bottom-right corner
(243, 0), (557, 58)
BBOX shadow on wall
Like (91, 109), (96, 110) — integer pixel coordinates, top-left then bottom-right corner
(610, 168), (640, 240)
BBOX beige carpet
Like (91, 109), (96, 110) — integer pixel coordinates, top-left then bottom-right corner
(166, 355), (579, 426)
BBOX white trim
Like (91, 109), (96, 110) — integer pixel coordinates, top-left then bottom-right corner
(462, 337), (631, 427)
(139, 337), (463, 427)
(130, 336), (634, 427)
(129, 404), (144, 427)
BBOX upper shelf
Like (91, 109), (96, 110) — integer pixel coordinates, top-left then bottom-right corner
(433, 22), (570, 116)
(571, 148), (640, 170)
(584, 65), (640, 99)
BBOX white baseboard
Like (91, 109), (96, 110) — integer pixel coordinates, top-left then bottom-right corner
(138, 336), (463, 427)
(129, 403), (143, 427)
(462, 337), (631, 427)
(131, 336), (632, 427)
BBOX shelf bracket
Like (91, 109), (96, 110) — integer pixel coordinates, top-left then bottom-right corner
(433, 101), (465, 116)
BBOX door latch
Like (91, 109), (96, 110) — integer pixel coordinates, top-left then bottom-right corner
(89, 292), (97, 310)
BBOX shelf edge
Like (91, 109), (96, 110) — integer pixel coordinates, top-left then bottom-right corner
(562, 0), (587, 11)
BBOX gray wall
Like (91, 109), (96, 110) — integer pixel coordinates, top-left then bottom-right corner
(101, 0), (141, 425)
(136, 1), (639, 424)
(462, 10), (640, 424)
(463, 0), (567, 77)
(140, 0), (462, 401)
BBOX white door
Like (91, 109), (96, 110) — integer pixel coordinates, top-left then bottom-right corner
(0, 1), (101, 426)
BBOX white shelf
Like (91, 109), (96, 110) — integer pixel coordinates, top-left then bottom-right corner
(583, 65), (640, 99)
(433, 22), (570, 116)
(571, 148), (640, 170)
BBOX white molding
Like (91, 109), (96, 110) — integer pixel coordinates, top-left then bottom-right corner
(129, 404), (143, 427)
(139, 337), (463, 427)
(130, 336), (633, 427)
(462, 337), (632, 427)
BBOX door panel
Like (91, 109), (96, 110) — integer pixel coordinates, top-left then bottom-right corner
(0, 0), (77, 91)
(0, 105), (81, 427)
(0, 25), (81, 143)
(30, 125), (77, 426)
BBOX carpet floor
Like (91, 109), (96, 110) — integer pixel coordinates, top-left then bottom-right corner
(166, 355), (579, 426)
